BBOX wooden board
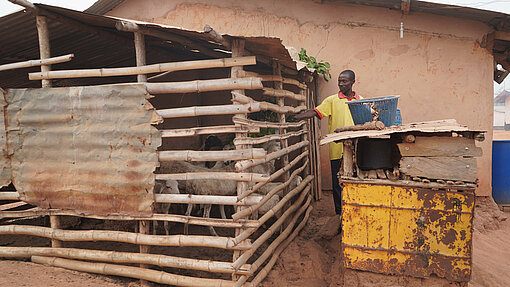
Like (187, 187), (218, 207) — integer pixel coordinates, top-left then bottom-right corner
(399, 157), (477, 182)
(398, 136), (482, 157)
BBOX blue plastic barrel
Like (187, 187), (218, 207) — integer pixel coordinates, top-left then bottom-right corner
(492, 140), (510, 205)
(346, 96), (400, 127)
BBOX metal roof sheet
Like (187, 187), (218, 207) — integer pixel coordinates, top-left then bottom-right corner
(5, 84), (161, 216)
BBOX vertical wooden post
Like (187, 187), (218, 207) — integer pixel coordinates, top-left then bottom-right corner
(134, 31), (149, 287)
(342, 140), (354, 177)
(231, 39), (247, 281)
(36, 15), (51, 88)
(36, 15), (61, 248)
(273, 62), (290, 188)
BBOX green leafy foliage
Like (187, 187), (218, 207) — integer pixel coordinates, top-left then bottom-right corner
(298, 48), (332, 81)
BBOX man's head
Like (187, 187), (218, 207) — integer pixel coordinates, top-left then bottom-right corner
(338, 70), (355, 96)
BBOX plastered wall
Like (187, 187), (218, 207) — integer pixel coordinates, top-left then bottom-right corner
(108, 0), (494, 195)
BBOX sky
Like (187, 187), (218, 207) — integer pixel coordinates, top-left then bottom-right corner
(1, 0), (510, 94)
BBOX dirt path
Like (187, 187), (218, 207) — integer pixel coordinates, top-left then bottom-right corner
(0, 192), (508, 286)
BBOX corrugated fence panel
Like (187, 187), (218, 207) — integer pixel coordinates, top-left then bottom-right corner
(5, 84), (162, 216)
(0, 89), (11, 187)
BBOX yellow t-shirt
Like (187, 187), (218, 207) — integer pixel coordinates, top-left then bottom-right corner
(315, 92), (361, 160)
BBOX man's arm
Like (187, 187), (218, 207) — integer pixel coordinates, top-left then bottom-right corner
(294, 109), (318, 120)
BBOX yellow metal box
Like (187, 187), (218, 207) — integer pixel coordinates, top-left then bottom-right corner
(341, 181), (474, 282)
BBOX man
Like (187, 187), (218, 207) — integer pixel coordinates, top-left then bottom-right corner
(295, 69), (360, 218)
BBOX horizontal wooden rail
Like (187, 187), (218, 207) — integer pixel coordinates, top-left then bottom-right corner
(231, 92), (306, 114)
(154, 194), (262, 206)
(146, 77), (262, 94)
(0, 208), (258, 228)
(156, 172), (268, 182)
(29, 56), (256, 80)
(235, 141), (309, 172)
(0, 247), (251, 275)
(158, 148), (266, 162)
(233, 130), (307, 146)
(31, 256), (235, 287)
(0, 192), (19, 201)
(241, 71), (307, 89)
(262, 88), (306, 101)
(160, 125), (259, 138)
(0, 54), (74, 72)
(233, 117), (306, 129)
(0, 225), (251, 250)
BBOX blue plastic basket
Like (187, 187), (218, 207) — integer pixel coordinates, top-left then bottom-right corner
(346, 96), (400, 127)
(395, 109), (402, 125)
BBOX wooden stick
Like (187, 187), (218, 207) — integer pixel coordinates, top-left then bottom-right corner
(0, 201), (28, 211)
(134, 32), (147, 83)
(31, 256), (235, 287)
(232, 173), (312, 222)
(146, 77), (262, 94)
(262, 88), (306, 102)
(235, 141), (309, 172)
(160, 125), (259, 138)
(0, 208), (259, 228)
(156, 172), (268, 182)
(403, 134), (416, 143)
(342, 140), (354, 177)
(249, 205), (312, 286)
(0, 247), (251, 275)
(241, 71), (308, 90)
(334, 121), (385, 133)
(238, 151), (309, 201)
(0, 192), (20, 200)
(233, 116), (306, 129)
(203, 24), (231, 49)
(138, 219), (150, 281)
(0, 225), (251, 250)
(232, 191), (311, 270)
(29, 57), (256, 80)
(0, 54), (73, 72)
(231, 92), (307, 114)
(36, 15), (51, 88)
(158, 148), (266, 162)
(154, 194), (262, 206)
(233, 130), (307, 146)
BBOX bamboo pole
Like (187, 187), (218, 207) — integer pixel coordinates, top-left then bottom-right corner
(154, 194), (262, 206)
(158, 148), (266, 162)
(249, 206), (313, 286)
(145, 77), (262, 94)
(0, 208), (259, 228)
(0, 225), (251, 250)
(231, 91), (307, 114)
(160, 125), (259, 138)
(262, 88), (306, 102)
(0, 247), (251, 275)
(0, 54), (74, 72)
(232, 190), (311, 270)
(232, 117), (306, 129)
(233, 130), (307, 145)
(241, 71), (308, 90)
(31, 256), (235, 287)
(0, 192), (20, 200)
(36, 15), (51, 88)
(238, 151), (309, 200)
(232, 173), (312, 222)
(155, 172), (269, 182)
(235, 141), (309, 172)
(29, 57), (256, 80)
(0, 201), (27, 211)
(229, 38), (249, 281)
(232, 184), (311, 247)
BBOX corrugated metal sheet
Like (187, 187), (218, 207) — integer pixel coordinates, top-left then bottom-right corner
(342, 181), (474, 282)
(5, 84), (161, 216)
(0, 88), (11, 187)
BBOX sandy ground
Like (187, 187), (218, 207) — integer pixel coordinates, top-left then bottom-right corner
(0, 191), (508, 287)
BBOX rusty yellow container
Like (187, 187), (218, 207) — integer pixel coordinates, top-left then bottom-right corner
(341, 181), (474, 282)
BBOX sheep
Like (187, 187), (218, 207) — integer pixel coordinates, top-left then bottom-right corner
(153, 179), (179, 235)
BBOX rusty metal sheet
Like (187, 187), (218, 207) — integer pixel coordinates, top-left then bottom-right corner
(342, 182), (474, 282)
(0, 88), (11, 187)
(5, 84), (161, 216)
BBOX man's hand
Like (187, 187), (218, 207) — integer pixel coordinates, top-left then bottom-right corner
(295, 109), (318, 120)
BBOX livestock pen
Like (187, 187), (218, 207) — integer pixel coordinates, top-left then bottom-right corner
(0, 2), (320, 286)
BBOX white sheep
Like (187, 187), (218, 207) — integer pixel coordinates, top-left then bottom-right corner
(153, 179), (179, 235)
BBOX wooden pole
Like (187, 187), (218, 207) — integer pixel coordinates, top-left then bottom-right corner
(342, 140), (354, 177)
(0, 247), (251, 275)
(158, 148), (266, 162)
(0, 54), (73, 72)
(155, 172), (268, 182)
(230, 38), (248, 281)
(160, 125), (259, 138)
(146, 77), (263, 94)
(134, 31), (149, 286)
(31, 256), (236, 287)
(35, 13), (62, 248)
(232, 117), (306, 129)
